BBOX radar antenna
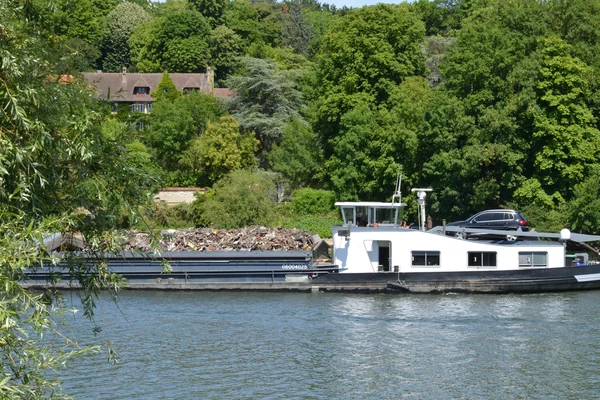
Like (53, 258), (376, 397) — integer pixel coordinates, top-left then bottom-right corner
(392, 170), (402, 206)
(411, 188), (433, 231)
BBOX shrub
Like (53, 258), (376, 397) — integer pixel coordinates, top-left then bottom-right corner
(191, 170), (277, 228)
(291, 188), (336, 215)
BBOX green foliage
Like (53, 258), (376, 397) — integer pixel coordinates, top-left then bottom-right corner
(145, 91), (224, 173)
(518, 202), (569, 233)
(134, 202), (195, 230)
(209, 25), (244, 83)
(223, 0), (282, 50)
(101, 2), (152, 72)
(0, 2), (159, 396)
(226, 57), (305, 163)
(280, 208), (341, 239)
(179, 115), (258, 185)
(152, 72), (182, 102)
(291, 188), (335, 215)
(129, 19), (163, 72)
(568, 168), (600, 234)
(50, 0), (119, 69)
(189, 0), (228, 27)
(268, 118), (322, 189)
(191, 170), (278, 228)
(282, 0), (314, 56)
(130, 9), (211, 73)
(532, 36), (600, 196)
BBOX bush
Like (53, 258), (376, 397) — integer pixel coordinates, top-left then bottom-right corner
(291, 188), (336, 215)
(191, 170), (277, 228)
(281, 211), (341, 239)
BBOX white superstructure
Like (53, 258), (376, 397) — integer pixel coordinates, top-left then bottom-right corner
(332, 201), (576, 274)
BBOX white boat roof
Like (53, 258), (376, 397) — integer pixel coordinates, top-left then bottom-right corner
(335, 201), (406, 207)
(431, 226), (600, 243)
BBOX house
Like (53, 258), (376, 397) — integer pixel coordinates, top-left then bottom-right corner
(82, 68), (232, 114)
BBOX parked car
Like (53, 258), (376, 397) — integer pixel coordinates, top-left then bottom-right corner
(447, 209), (529, 231)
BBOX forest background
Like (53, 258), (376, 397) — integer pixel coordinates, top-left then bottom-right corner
(43, 0), (600, 235)
(18, 0), (600, 235)
(4, 0), (600, 396)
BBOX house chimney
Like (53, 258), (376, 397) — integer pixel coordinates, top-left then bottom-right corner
(121, 67), (127, 84)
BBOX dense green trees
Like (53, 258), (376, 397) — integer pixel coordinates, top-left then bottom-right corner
(22, 0), (600, 227)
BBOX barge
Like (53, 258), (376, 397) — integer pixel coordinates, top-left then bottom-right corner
(23, 190), (600, 294)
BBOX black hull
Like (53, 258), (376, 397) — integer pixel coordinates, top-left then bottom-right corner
(313, 265), (600, 294)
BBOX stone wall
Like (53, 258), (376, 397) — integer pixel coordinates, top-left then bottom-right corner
(155, 187), (205, 205)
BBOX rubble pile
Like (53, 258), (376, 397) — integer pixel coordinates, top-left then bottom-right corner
(120, 227), (316, 252)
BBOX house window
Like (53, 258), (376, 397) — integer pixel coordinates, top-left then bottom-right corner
(412, 251), (440, 267)
(133, 86), (150, 95)
(111, 103), (119, 113)
(147, 103), (152, 112)
(468, 252), (497, 267)
(131, 103), (144, 112)
(183, 87), (199, 92)
(519, 252), (547, 267)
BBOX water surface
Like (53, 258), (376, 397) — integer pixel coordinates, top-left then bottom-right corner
(61, 291), (600, 399)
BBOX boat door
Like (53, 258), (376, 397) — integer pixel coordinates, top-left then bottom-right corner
(378, 241), (391, 272)
(364, 240), (392, 272)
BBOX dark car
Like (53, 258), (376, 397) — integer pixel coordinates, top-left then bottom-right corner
(447, 209), (529, 231)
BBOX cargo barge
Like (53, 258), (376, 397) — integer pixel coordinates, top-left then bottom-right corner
(22, 190), (600, 294)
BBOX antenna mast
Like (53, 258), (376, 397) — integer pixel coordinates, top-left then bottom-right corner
(411, 188), (433, 231)
(392, 170), (402, 206)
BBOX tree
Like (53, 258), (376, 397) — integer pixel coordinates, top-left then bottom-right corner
(179, 115), (258, 185)
(530, 37), (600, 198)
(569, 168), (600, 234)
(144, 92), (224, 174)
(226, 57), (305, 164)
(314, 3), (426, 168)
(191, 170), (278, 228)
(209, 25), (244, 84)
(130, 9), (211, 73)
(49, 0), (120, 69)
(0, 2), (158, 396)
(281, 0), (314, 56)
(268, 118), (322, 189)
(223, 0), (282, 50)
(152, 72), (182, 102)
(101, 2), (152, 72)
(189, 0), (228, 27)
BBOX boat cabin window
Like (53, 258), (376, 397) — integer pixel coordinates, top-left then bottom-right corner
(341, 207), (355, 226)
(468, 252), (497, 268)
(339, 204), (402, 226)
(411, 251), (440, 267)
(519, 252), (547, 267)
(369, 207), (400, 226)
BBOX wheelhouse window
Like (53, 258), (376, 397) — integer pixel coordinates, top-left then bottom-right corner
(412, 251), (440, 267)
(519, 252), (547, 267)
(468, 252), (497, 268)
(133, 86), (150, 95)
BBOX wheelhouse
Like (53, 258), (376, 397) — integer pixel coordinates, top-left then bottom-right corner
(335, 201), (406, 227)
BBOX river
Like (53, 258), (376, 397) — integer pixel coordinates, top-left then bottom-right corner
(60, 290), (600, 399)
